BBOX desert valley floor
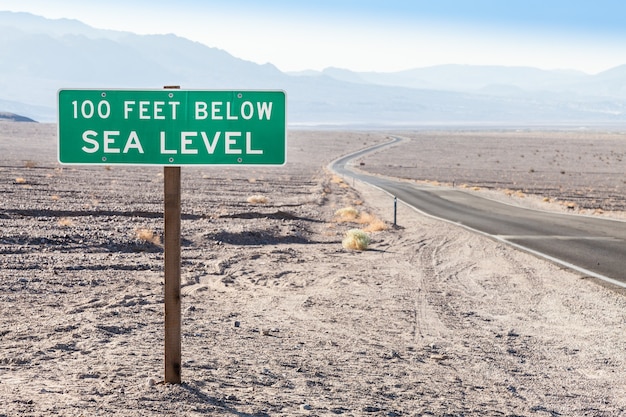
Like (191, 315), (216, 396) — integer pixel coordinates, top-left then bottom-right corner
(1, 123), (626, 416)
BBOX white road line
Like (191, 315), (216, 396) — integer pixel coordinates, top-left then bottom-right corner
(493, 237), (626, 290)
(496, 235), (620, 241)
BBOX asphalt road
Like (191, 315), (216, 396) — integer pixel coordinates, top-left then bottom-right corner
(331, 137), (626, 287)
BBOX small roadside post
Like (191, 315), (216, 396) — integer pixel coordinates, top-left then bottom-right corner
(58, 87), (286, 384)
(393, 196), (397, 227)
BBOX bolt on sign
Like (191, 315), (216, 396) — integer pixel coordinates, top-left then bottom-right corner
(58, 89), (286, 165)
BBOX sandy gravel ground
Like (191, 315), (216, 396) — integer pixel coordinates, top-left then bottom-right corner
(1, 123), (626, 416)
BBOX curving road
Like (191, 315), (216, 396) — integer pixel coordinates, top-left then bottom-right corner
(331, 137), (626, 287)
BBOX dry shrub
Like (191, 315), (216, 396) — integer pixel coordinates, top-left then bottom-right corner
(356, 212), (387, 232)
(363, 218), (388, 232)
(58, 218), (74, 227)
(342, 229), (371, 251)
(15, 177), (26, 184)
(335, 206), (359, 221)
(247, 195), (268, 204)
(355, 212), (375, 224)
(335, 207), (387, 231)
(24, 160), (37, 168)
(51, 195), (60, 201)
(330, 175), (344, 184)
(135, 228), (162, 246)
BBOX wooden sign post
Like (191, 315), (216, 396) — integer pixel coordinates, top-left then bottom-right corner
(163, 164), (181, 383)
(163, 85), (181, 384)
(57, 86), (286, 385)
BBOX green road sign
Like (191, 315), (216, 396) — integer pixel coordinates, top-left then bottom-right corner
(58, 89), (286, 165)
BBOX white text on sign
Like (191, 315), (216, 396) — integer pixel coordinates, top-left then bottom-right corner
(71, 100), (274, 121)
(81, 131), (263, 155)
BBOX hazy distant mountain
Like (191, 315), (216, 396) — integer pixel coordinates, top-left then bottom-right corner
(293, 65), (626, 101)
(0, 11), (289, 121)
(1, 11), (626, 125)
(292, 65), (590, 94)
(0, 111), (36, 122)
(0, 96), (55, 123)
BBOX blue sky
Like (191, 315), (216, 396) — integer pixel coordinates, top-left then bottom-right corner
(2, 0), (626, 73)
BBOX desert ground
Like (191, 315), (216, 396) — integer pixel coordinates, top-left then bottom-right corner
(1, 123), (626, 416)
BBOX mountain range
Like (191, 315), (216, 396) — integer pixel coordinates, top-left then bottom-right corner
(2, 11), (626, 126)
